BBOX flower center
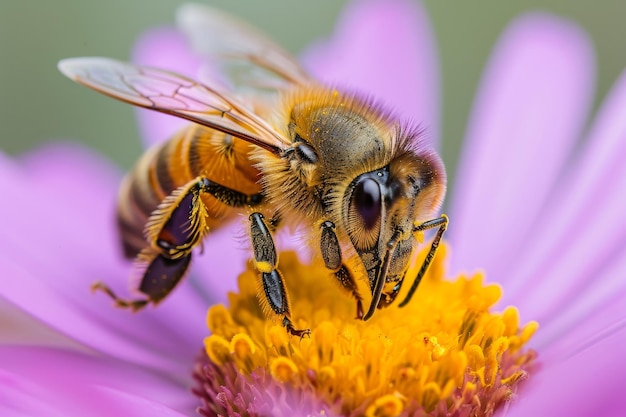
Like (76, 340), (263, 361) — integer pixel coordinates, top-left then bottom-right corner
(194, 246), (538, 416)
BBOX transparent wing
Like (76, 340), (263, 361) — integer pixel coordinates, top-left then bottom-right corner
(58, 57), (290, 154)
(176, 3), (312, 91)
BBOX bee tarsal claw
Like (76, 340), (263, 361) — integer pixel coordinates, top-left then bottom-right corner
(90, 281), (149, 311)
(283, 317), (311, 339)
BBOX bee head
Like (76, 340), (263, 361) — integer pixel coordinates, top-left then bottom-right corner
(268, 87), (446, 318)
(341, 126), (446, 316)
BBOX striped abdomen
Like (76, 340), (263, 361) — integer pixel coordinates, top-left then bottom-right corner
(116, 125), (262, 258)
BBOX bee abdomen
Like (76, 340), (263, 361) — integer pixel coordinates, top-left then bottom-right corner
(116, 126), (262, 259)
(116, 147), (166, 258)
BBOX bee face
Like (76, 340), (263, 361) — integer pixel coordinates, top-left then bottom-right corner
(59, 4), (448, 335)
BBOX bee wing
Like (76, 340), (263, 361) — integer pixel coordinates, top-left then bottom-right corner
(176, 3), (312, 90)
(58, 57), (290, 154)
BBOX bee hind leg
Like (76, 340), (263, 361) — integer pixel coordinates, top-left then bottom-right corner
(91, 281), (149, 311)
(135, 250), (193, 305)
(92, 251), (192, 312)
(250, 212), (310, 337)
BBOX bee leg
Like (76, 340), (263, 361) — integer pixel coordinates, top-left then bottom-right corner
(92, 251), (192, 311)
(102, 177), (263, 310)
(320, 221), (364, 319)
(398, 214), (449, 307)
(250, 212), (310, 337)
(135, 250), (193, 304)
(335, 266), (364, 319)
(91, 281), (149, 311)
(95, 178), (211, 310)
(146, 177), (264, 260)
(145, 178), (213, 259)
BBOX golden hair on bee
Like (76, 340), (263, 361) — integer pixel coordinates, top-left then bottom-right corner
(58, 4), (448, 336)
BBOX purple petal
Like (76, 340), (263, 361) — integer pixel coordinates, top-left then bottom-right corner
(0, 143), (207, 376)
(502, 69), (626, 325)
(0, 298), (79, 347)
(506, 322), (626, 416)
(0, 346), (193, 416)
(538, 279), (626, 361)
(183, 220), (248, 303)
(301, 0), (440, 147)
(131, 27), (203, 148)
(448, 14), (594, 281)
(192, 222), (315, 303)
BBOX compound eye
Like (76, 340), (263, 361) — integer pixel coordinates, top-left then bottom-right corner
(354, 177), (381, 230)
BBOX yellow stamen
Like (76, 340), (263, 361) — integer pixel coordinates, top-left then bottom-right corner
(200, 245), (537, 415)
(204, 334), (230, 365)
(270, 356), (299, 383)
(365, 394), (404, 417)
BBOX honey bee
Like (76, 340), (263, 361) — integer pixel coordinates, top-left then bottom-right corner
(58, 4), (447, 336)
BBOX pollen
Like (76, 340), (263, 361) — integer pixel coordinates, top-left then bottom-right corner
(194, 245), (538, 416)
(254, 260), (273, 274)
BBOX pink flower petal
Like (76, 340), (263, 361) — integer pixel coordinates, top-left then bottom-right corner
(507, 323), (626, 416)
(131, 27), (204, 148)
(190, 220), (251, 302)
(0, 346), (194, 415)
(448, 14), (594, 282)
(0, 371), (63, 417)
(539, 278), (626, 361)
(301, 0), (440, 147)
(0, 143), (208, 376)
(503, 69), (626, 325)
(0, 346), (195, 417)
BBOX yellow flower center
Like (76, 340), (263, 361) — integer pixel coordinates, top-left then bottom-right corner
(196, 245), (538, 416)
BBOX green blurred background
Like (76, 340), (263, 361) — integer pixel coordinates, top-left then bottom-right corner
(1, 0), (625, 182)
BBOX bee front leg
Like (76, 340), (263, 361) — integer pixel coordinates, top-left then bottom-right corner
(320, 221), (364, 319)
(398, 214), (448, 307)
(249, 212), (310, 337)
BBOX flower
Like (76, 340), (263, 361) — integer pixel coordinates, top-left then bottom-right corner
(196, 248), (537, 416)
(2, 0), (626, 416)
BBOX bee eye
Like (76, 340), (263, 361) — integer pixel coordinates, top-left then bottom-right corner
(354, 178), (381, 229)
